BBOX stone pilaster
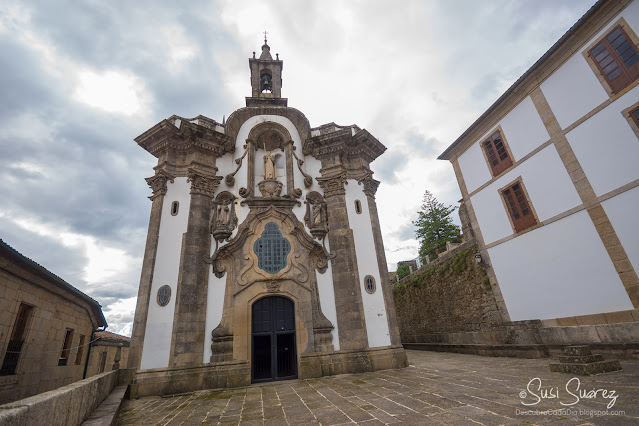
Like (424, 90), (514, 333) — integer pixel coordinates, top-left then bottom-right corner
(360, 176), (402, 346)
(128, 170), (174, 369)
(317, 173), (369, 351)
(247, 139), (256, 197)
(169, 170), (221, 367)
(285, 140), (294, 196)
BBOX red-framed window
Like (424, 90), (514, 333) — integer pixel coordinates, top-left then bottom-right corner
(501, 180), (537, 233)
(482, 130), (513, 177)
(589, 25), (639, 94)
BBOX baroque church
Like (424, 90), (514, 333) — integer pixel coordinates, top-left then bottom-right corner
(128, 38), (407, 397)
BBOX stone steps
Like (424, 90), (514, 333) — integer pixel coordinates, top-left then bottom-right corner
(82, 385), (128, 426)
(550, 345), (621, 376)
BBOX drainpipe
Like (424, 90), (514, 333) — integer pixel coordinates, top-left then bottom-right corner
(83, 326), (106, 379)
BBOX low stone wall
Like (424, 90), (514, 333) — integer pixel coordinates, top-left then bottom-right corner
(393, 241), (639, 359)
(0, 370), (117, 425)
(131, 346), (408, 398)
(393, 243), (504, 339)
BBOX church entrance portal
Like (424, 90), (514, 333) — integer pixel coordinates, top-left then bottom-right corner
(251, 296), (297, 383)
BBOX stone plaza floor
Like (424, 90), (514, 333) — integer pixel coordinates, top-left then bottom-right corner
(117, 350), (639, 425)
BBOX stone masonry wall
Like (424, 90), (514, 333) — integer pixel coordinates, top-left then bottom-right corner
(0, 268), (95, 404)
(393, 244), (504, 343)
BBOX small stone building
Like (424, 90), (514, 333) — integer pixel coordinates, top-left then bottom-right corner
(439, 0), (639, 330)
(128, 38), (406, 397)
(0, 239), (107, 405)
(85, 330), (130, 378)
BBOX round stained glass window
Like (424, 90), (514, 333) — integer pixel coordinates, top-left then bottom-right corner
(157, 285), (171, 306)
(364, 275), (376, 294)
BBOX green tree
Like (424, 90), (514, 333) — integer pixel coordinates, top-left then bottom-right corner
(396, 264), (410, 281)
(413, 190), (460, 263)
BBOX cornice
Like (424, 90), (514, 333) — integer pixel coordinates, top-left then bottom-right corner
(135, 115), (234, 158)
(303, 127), (386, 163)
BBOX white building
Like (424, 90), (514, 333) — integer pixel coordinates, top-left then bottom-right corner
(127, 39), (406, 397)
(440, 0), (639, 328)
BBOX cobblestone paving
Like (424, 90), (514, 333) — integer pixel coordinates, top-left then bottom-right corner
(118, 350), (639, 425)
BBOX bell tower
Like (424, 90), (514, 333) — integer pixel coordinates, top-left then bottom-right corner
(246, 33), (287, 107)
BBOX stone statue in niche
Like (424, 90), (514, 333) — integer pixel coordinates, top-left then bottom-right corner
(263, 150), (276, 179)
(304, 191), (328, 241)
(211, 191), (238, 243)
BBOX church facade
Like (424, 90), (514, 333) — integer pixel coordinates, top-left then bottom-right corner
(128, 40), (406, 397)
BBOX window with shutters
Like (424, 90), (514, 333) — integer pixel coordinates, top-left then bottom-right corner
(622, 102), (639, 139)
(59, 329), (74, 366)
(75, 335), (85, 365)
(586, 21), (639, 95)
(0, 303), (33, 375)
(481, 128), (513, 177)
(500, 179), (537, 234)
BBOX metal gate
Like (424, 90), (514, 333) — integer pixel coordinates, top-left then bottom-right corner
(251, 296), (297, 382)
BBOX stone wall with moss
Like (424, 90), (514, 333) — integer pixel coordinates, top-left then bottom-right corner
(393, 245), (504, 343)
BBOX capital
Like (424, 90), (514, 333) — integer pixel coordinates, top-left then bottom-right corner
(145, 169), (175, 200)
(187, 168), (222, 197)
(316, 174), (347, 198)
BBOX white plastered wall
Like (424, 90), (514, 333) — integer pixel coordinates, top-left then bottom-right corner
(457, 96), (550, 194)
(344, 180), (391, 348)
(602, 186), (639, 274)
(565, 84), (639, 196)
(140, 177), (191, 370)
(488, 210), (633, 320)
(471, 144), (582, 245)
(541, 1), (639, 129)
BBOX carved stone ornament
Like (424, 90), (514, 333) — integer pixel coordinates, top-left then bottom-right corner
(257, 179), (283, 197)
(292, 146), (313, 188)
(266, 279), (281, 292)
(187, 168), (222, 197)
(357, 172), (380, 198)
(207, 204), (332, 281)
(145, 169), (175, 200)
(225, 142), (249, 187)
(304, 191), (328, 241)
(211, 191), (238, 243)
(316, 173), (347, 198)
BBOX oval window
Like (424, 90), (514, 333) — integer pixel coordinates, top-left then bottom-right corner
(364, 275), (376, 294)
(170, 201), (179, 216)
(157, 285), (171, 306)
(355, 200), (362, 214)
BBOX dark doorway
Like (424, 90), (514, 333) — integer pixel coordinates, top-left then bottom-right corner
(251, 296), (297, 383)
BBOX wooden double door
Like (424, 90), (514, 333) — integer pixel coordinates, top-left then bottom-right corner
(251, 296), (297, 383)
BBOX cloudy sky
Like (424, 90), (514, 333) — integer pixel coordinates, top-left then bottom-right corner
(1, 0), (594, 335)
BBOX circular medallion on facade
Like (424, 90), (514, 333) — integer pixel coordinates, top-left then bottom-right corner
(157, 285), (171, 306)
(364, 275), (376, 294)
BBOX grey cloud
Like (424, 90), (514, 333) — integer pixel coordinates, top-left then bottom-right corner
(406, 130), (438, 158)
(373, 150), (407, 184)
(397, 221), (417, 242)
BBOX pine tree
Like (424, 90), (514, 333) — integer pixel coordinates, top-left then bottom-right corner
(413, 190), (460, 263)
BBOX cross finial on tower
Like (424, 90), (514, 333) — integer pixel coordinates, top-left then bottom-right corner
(263, 31), (268, 44)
